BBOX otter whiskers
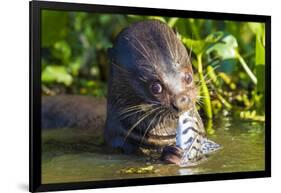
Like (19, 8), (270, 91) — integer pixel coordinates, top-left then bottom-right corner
(196, 95), (206, 107)
(122, 106), (162, 145)
(140, 108), (166, 146)
(120, 104), (156, 116)
(195, 65), (220, 87)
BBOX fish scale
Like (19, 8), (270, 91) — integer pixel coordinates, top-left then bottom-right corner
(176, 111), (221, 167)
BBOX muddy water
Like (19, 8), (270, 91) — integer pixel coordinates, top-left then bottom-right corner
(41, 116), (265, 184)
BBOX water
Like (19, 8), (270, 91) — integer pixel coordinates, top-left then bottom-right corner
(41, 115), (265, 184)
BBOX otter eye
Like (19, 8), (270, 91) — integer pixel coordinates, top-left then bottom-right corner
(184, 73), (193, 85)
(150, 81), (162, 94)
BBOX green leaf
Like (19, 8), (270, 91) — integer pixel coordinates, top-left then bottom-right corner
(197, 54), (213, 119)
(42, 65), (73, 86)
(250, 22), (265, 91)
(181, 38), (207, 56)
(248, 23), (265, 43)
(248, 23), (265, 64)
(51, 41), (72, 64)
(182, 31), (235, 58)
(205, 32), (238, 64)
(167, 17), (179, 27)
(42, 10), (69, 47)
(256, 38), (265, 65)
(147, 16), (167, 23)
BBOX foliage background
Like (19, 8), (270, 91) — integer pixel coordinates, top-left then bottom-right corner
(41, 10), (265, 121)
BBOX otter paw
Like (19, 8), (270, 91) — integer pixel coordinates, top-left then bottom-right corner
(161, 146), (183, 165)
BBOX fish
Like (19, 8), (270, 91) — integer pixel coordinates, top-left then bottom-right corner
(176, 110), (221, 167)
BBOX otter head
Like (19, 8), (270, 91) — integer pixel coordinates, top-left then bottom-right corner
(106, 20), (199, 150)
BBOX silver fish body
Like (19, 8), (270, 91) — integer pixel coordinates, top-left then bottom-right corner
(176, 110), (221, 167)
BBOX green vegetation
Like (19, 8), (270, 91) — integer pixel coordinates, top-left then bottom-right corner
(41, 11), (265, 123)
(120, 166), (156, 174)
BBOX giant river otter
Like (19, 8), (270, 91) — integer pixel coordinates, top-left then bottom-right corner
(42, 20), (205, 163)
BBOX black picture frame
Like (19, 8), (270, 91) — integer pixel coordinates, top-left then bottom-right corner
(29, 0), (271, 192)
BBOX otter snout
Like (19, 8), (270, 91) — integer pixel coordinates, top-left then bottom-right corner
(172, 94), (192, 112)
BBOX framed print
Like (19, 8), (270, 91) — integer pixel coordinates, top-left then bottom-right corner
(29, 0), (271, 192)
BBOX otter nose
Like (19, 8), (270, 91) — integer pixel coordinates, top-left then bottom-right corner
(172, 95), (191, 112)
